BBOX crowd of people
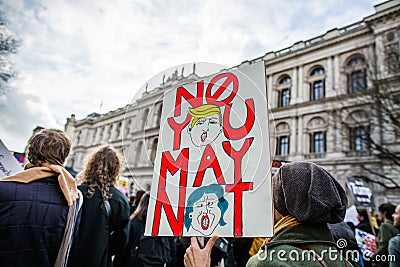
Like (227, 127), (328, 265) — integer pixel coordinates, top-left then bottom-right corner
(0, 128), (399, 267)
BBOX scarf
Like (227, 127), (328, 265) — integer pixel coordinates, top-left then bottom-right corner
(0, 162), (79, 206)
(252, 215), (300, 254)
(54, 190), (83, 267)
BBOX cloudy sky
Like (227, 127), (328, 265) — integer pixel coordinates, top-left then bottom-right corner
(1, 0), (380, 152)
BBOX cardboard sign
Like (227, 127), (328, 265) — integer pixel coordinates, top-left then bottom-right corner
(344, 205), (360, 226)
(145, 61), (273, 237)
(346, 177), (374, 207)
(0, 139), (23, 178)
(116, 176), (129, 195)
(355, 228), (376, 258)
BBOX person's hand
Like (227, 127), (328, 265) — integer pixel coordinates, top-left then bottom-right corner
(184, 236), (219, 267)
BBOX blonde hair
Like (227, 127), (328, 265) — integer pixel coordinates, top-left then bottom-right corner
(188, 104), (222, 130)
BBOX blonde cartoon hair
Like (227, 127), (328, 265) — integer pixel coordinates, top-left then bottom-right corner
(188, 104), (222, 130)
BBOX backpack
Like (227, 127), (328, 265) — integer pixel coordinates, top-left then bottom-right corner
(129, 228), (171, 267)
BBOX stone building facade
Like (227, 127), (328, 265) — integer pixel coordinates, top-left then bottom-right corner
(65, 70), (200, 193)
(65, 0), (400, 204)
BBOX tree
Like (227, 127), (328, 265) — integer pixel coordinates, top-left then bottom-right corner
(340, 48), (400, 190)
(363, 64), (400, 190)
(0, 9), (20, 95)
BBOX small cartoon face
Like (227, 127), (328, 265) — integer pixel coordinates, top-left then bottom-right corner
(189, 193), (221, 235)
(189, 114), (222, 147)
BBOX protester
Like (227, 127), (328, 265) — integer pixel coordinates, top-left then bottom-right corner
(375, 203), (399, 267)
(228, 238), (253, 267)
(129, 195), (136, 214)
(0, 128), (81, 267)
(357, 209), (375, 235)
(184, 162), (357, 267)
(329, 221), (359, 251)
(132, 189), (146, 214)
(388, 204), (400, 267)
(67, 144), (130, 267)
(114, 192), (175, 267)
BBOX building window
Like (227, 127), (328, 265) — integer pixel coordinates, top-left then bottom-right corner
(75, 131), (81, 146)
(107, 125), (113, 141)
(277, 136), (289, 156)
(141, 109), (149, 129)
(150, 138), (158, 164)
(312, 80), (324, 100)
(124, 119), (131, 137)
(386, 42), (400, 74)
(92, 129), (96, 144)
(350, 126), (368, 151)
(115, 122), (122, 139)
(280, 89), (290, 107)
(311, 67), (324, 76)
(351, 71), (365, 92)
(277, 76), (291, 107)
(310, 131), (326, 153)
(347, 56), (367, 93)
(155, 103), (163, 127)
(135, 141), (143, 163)
(309, 67), (325, 101)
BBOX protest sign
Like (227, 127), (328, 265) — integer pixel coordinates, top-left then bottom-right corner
(0, 139), (23, 178)
(346, 177), (374, 207)
(344, 205), (360, 226)
(355, 228), (377, 258)
(116, 176), (129, 195)
(145, 61), (273, 237)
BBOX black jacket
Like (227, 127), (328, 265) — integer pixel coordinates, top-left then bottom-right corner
(68, 184), (130, 267)
(0, 177), (70, 267)
(356, 220), (374, 235)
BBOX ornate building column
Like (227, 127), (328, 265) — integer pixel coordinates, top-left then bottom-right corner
(267, 75), (273, 108)
(290, 117), (297, 155)
(326, 56), (335, 98)
(333, 55), (340, 92)
(291, 67), (298, 104)
(297, 115), (303, 155)
(297, 66), (304, 103)
(327, 111), (335, 153)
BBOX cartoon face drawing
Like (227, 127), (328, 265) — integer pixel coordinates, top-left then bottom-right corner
(188, 104), (222, 147)
(191, 193), (220, 235)
(184, 184), (228, 236)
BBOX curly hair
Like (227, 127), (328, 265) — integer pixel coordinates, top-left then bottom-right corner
(80, 144), (121, 201)
(27, 128), (71, 166)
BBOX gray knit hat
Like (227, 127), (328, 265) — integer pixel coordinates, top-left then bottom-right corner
(273, 162), (347, 223)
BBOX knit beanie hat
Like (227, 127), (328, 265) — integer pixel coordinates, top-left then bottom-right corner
(273, 162), (348, 223)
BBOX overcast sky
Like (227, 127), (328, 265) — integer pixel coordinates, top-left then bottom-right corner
(0, 0), (380, 152)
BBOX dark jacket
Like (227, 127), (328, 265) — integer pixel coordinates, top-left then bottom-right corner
(0, 177), (70, 267)
(68, 184), (130, 267)
(246, 223), (358, 267)
(113, 216), (144, 267)
(113, 216), (176, 267)
(356, 220), (374, 235)
(375, 221), (399, 267)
